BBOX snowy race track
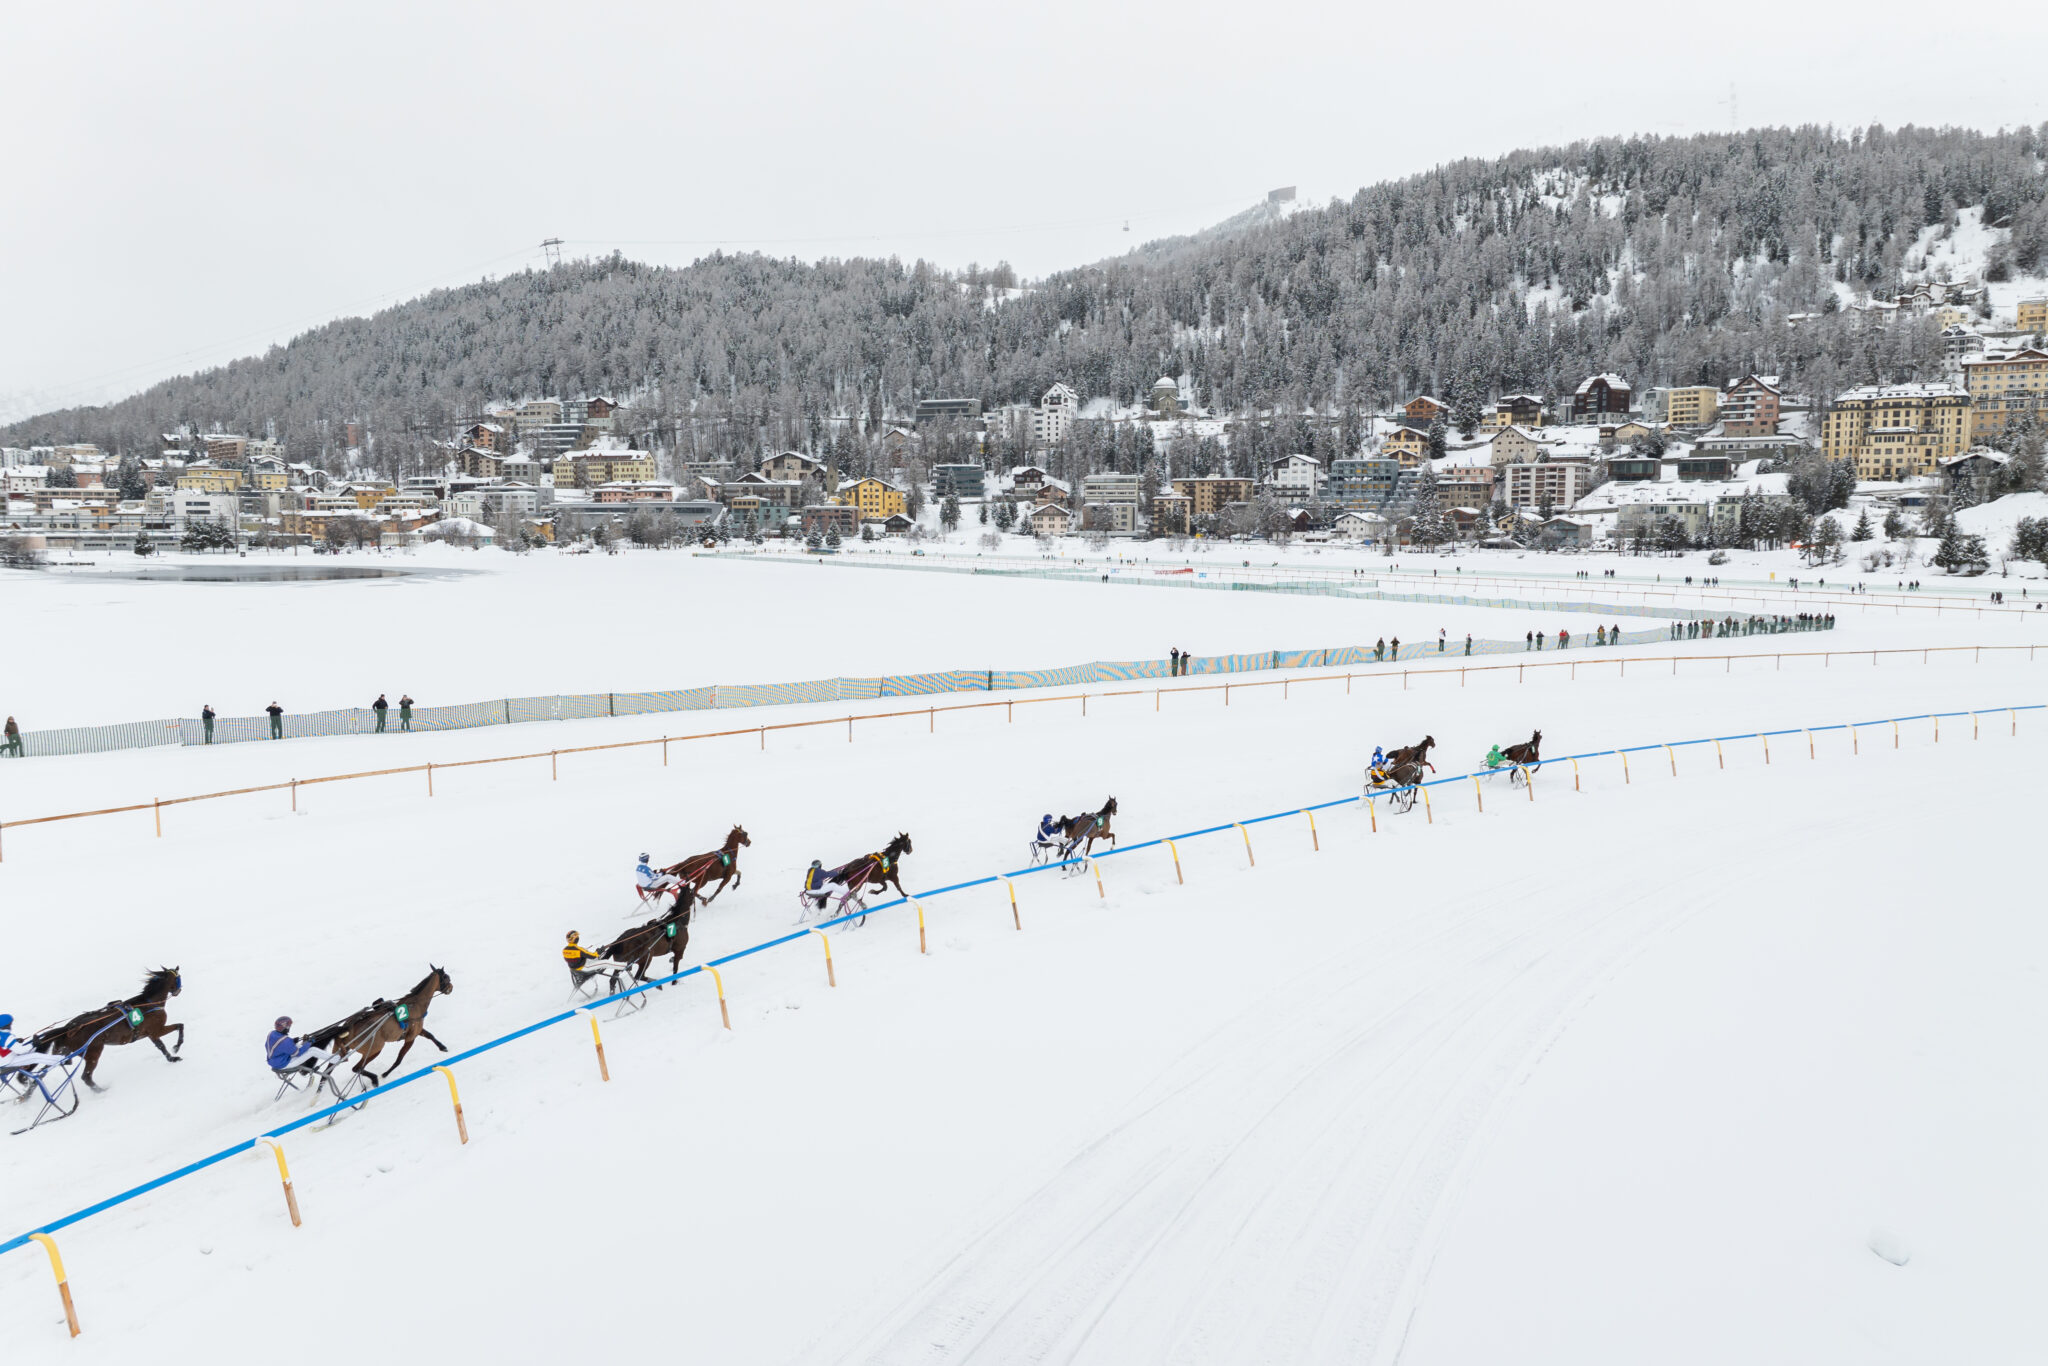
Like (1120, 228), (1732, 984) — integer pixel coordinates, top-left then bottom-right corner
(0, 564), (2044, 1364)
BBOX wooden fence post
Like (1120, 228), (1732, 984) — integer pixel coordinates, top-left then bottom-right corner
(432, 1065), (468, 1144)
(579, 1008), (610, 1081)
(702, 965), (732, 1029)
(258, 1138), (302, 1227)
(26, 1234), (79, 1338)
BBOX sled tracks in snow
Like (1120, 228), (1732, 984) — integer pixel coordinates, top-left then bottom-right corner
(805, 882), (1699, 1366)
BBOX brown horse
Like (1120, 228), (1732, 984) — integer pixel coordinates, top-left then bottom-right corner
(306, 967), (454, 1087)
(34, 967), (185, 1091)
(1370, 760), (1429, 813)
(823, 832), (913, 914)
(664, 825), (750, 905)
(1054, 798), (1118, 860)
(1503, 730), (1542, 782)
(1387, 735), (1436, 772)
(599, 886), (696, 983)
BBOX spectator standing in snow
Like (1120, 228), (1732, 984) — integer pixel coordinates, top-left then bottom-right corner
(373, 693), (389, 732)
(266, 701), (284, 739)
(1464, 633), (1472, 656)
(1169, 648), (1180, 677)
(201, 704), (215, 744)
(1438, 628), (1446, 652)
(2, 715), (20, 757)
(399, 694), (414, 730)
(1558, 629), (1569, 650)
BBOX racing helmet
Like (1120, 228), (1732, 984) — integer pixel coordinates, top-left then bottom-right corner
(0, 1013), (13, 1030)
(274, 1016), (291, 1031)
(566, 931), (580, 944)
(638, 852), (649, 863)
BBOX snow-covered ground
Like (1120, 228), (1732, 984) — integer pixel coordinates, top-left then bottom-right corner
(2, 551), (2043, 1363)
(2, 548), (1670, 729)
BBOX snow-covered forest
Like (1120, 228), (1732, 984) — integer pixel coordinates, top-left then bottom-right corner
(9, 125), (2047, 467)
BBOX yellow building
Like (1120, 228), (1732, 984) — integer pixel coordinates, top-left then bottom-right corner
(1932, 305), (1974, 330)
(1663, 386), (1719, 428)
(1821, 383), (1973, 480)
(553, 452), (657, 486)
(1960, 347), (2048, 439)
(2017, 298), (2048, 334)
(844, 477), (907, 521)
(1381, 426), (1429, 466)
(249, 464), (288, 491)
(175, 462), (242, 493)
(1170, 477), (1254, 516)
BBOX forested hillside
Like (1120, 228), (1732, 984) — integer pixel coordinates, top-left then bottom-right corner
(12, 124), (2047, 467)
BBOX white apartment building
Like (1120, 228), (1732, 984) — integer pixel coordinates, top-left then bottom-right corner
(1265, 453), (1324, 500)
(1502, 460), (1594, 510)
(1031, 383), (1079, 448)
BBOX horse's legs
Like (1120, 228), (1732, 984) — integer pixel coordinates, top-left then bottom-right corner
(82, 1042), (107, 1092)
(418, 1028), (448, 1054)
(148, 1031), (182, 1063)
(168, 1022), (186, 1055)
(381, 1035), (418, 1078)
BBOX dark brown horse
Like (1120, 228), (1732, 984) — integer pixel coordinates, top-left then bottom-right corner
(305, 967), (454, 1086)
(34, 967), (185, 1091)
(599, 886), (696, 982)
(823, 832), (913, 913)
(664, 825), (750, 905)
(1370, 760), (1429, 813)
(1503, 730), (1542, 782)
(1054, 798), (1118, 859)
(1387, 735), (1436, 772)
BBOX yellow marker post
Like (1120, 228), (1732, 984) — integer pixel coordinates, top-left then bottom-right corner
(1165, 839), (1185, 882)
(1759, 733), (1770, 764)
(27, 1233), (79, 1338)
(912, 898), (928, 954)
(432, 1066), (468, 1145)
(998, 875), (1021, 930)
(1805, 729), (1815, 760)
(1569, 757), (1580, 791)
(1934, 715), (1940, 743)
(1420, 785), (1433, 825)
(1301, 809), (1319, 851)
(702, 965), (732, 1029)
(2010, 708), (2018, 737)
(1893, 719), (1899, 749)
(1521, 765), (1535, 800)
(579, 1008), (609, 1081)
(1972, 712), (1978, 741)
(257, 1138), (301, 1227)
(1714, 739), (1724, 769)
(1849, 726), (1857, 755)
(1472, 775), (1483, 813)
(1617, 750), (1630, 784)
(811, 928), (837, 987)
(1093, 859), (1105, 899)
(1665, 743), (1677, 777)
(1234, 823), (1255, 868)
(1364, 794), (1377, 833)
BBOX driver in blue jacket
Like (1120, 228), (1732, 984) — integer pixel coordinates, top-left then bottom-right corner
(265, 1016), (337, 1074)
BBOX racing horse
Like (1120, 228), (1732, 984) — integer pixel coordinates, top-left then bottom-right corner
(1386, 735), (1436, 773)
(663, 825), (750, 905)
(820, 833), (914, 916)
(1053, 797), (1118, 862)
(1367, 760), (1429, 814)
(305, 967), (454, 1087)
(33, 967), (185, 1091)
(1502, 730), (1542, 784)
(599, 885), (697, 983)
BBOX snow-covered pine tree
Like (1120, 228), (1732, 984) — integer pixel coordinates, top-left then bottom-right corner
(1410, 465), (1450, 548)
(1850, 508), (1873, 541)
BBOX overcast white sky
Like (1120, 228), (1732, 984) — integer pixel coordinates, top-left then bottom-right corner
(2, 0), (2043, 422)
